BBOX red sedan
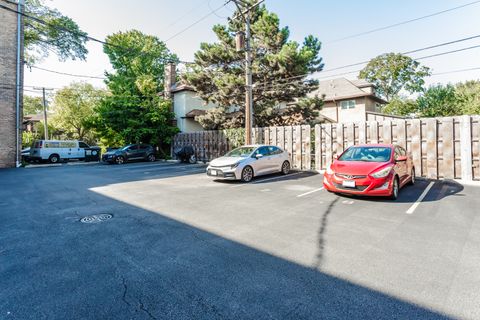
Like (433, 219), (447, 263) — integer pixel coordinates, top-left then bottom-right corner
(323, 144), (415, 200)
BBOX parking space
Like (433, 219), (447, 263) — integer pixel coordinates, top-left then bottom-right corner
(1, 162), (480, 319)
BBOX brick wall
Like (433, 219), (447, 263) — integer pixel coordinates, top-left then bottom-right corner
(0, 0), (23, 168)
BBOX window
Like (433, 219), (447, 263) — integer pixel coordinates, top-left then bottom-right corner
(254, 147), (270, 157)
(340, 100), (356, 109)
(394, 147), (401, 160)
(267, 146), (283, 155)
(226, 146), (256, 157)
(339, 146), (391, 162)
(79, 142), (89, 148)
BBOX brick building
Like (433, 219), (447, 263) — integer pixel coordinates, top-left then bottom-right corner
(0, 0), (23, 168)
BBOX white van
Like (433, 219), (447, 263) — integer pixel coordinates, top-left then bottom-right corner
(29, 140), (95, 163)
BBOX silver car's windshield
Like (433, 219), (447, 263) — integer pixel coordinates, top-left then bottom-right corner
(225, 147), (256, 157)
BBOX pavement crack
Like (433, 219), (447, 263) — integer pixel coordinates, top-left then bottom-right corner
(139, 298), (157, 320)
(121, 277), (131, 307)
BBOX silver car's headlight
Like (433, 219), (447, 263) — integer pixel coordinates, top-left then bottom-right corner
(231, 162), (241, 169)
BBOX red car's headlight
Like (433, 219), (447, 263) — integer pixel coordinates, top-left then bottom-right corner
(326, 165), (334, 175)
(370, 165), (394, 178)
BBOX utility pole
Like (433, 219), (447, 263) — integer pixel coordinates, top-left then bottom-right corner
(33, 87), (53, 140)
(233, 0), (264, 145)
(244, 11), (253, 145)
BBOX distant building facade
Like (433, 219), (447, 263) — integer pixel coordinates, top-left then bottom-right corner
(309, 78), (388, 123)
(164, 64), (392, 133)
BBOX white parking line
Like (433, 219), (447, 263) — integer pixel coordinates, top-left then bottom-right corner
(406, 181), (435, 214)
(231, 172), (303, 188)
(296, 187), (324, 198)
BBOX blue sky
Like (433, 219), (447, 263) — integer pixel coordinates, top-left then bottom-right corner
(24, 0), (480, 95)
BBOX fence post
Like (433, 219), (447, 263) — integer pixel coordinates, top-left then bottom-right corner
(295, 125), (302, 168)
(325, 123), (333, 168)
(336, 123), (344, 157)
(382, 120), (392, 144)
(410, 119), (422, 177)
(346, 122), (354, 147)
(395, 120), (406, 150)
(460, 115), (473, 181)
(442, 117), (455, 179)
(358, 121), (366, 144)
(426, 118), (438, 179)
(369, 121), (378, 144)
(315, 124), (321, 171)
(285, 126), (293, 164)
(304, 125), (311, 170)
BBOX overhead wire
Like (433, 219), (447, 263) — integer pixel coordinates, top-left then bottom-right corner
(325, 0), (480, 44)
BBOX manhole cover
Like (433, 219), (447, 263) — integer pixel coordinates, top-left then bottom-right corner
(80, 214), (113, 224)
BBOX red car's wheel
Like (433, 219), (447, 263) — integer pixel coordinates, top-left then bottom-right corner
(389, 176), (399, 200)
(408, 167), (415, 185)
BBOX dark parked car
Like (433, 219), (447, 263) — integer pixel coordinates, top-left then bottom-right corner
(21, 147), (31, 162)
(102, 144), (156, 164)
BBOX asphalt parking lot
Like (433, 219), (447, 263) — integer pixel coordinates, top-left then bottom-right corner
(1, 161), (480, 319)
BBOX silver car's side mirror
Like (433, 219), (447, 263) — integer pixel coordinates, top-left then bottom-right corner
(255, 154), (263, 159)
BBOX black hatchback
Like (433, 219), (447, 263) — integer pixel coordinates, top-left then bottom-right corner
(102, 144), (156, 164)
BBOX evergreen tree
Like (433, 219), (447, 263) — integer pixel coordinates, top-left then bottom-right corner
(183, 1), (324, 129)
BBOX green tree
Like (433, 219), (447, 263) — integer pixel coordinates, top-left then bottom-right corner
(50, 82), (105, 143)
(24, 0), (88, 64)
(94, 30), (179, 152)
(183, 1), (324, 129)
(417, 84), (458, 117)
(382, 97), (418, 116)
(359, 53), (431, 101)
(23, 95), (43, 115)
(455, 80), (480, 115)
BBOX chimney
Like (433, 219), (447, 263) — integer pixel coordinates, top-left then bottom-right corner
(164, 62), (176, 99)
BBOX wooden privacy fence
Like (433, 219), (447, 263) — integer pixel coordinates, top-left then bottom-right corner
(172, 115), (480, 181)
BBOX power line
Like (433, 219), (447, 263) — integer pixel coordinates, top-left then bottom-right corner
(254, 46), (480, 90)
(0, 2), (192, 65)
(325, 0), (480, 44)
(163, 0), (211, 31)
(252, 35), (480, 89)
(164, 0), (232, 42)
(430, 66), (480, 76)
(28, 65), (106, 80)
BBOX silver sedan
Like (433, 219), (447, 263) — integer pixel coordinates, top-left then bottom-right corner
(206, 145), (291, 182)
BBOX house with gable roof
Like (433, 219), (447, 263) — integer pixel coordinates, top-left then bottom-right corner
(164, 65), (391, 132)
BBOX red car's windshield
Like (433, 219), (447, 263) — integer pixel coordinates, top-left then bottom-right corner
(339, 147), (391, 162)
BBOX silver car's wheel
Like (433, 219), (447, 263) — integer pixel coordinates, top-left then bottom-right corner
(281, 161), (290, 175)
(241, 166), (254, 182)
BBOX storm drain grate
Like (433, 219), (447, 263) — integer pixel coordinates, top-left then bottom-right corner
(80, 214), (113, 224)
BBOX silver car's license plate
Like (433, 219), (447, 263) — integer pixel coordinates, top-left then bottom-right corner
(342, 180), (355, 188)
(210, 170), (218, 176)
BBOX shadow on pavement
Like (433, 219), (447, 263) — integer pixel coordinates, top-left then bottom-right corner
(334, 178), (464, 204)
(0, 165), (453, 319)
(213, 170), (319, 186)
